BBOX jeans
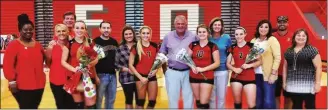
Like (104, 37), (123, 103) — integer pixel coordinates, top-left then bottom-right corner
(256, 74), (276, 109)
(209, 70), (229, 109)
(165, 68), (194, 109)
(96, 73), (117, 109)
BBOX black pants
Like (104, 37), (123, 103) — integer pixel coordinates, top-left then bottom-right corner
(121, 83), (138, 105)
(11, 88), (44, 109)
(290, 93), (315, 109)
(50, 83), (75, 109)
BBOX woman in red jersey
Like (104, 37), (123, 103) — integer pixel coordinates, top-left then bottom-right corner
(188, 24), (220, 109)
(3, 14), (45, 109)
(45, 24), (74, 109)
(129, 26), (158, 109)
(226, 27), (262, 109)
(61, 20), (99, 109)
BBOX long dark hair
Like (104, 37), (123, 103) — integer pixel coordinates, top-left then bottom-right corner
(291, 28), (310, 49)
(254, 19), (273, 39)
(209, 17), (225, 36)
(18, 13), (34, 31)
(120, 25), (137, 45)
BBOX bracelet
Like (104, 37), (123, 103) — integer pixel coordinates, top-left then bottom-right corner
(9, 81), (16, 84)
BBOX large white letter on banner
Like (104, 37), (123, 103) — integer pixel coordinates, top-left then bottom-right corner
(159, 4), (199, 40)
(75, 5), (104, 27)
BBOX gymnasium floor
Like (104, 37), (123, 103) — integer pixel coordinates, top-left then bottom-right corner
(1, 69), (327, 109)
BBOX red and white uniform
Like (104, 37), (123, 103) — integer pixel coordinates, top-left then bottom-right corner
(189, 41), (218, 80)
(230, 43), (255, 81)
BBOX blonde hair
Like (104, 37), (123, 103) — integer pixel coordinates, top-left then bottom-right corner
(74, 20), (92, 59)
(136, 25), (152, 60)
(74, 20), (90, 47)
(55, 24), (69, 32)
(55, 24), (69, 40)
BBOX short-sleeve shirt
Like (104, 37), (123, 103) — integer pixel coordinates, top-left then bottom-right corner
(273, 32), (293, 75)
(131, 42), (158, 75)
(189, 41), (218, 79)
(159, 30), (197, 69)
(284, 45), (319, 93)
(229, 42), (255, 81)
(209, 34), (232, 71)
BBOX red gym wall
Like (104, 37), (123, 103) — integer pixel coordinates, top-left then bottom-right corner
(269, 1), (327, 61)
(0, 0), (326, 61)
(240, 1), (269, 42)
(52, 1), (125, 41)
(0, 1), (35, 37)
(144, 1), (221, 43)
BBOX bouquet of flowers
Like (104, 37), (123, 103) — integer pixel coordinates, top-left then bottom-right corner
(140, 53), (168, 88)
(233, 45), (265, 78)
(149, 53), (168, 77)
(176, 48), (207, 80)
(64, 44), (106, 98)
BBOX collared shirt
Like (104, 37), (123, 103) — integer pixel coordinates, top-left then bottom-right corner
(159, 30), (197, 69)
(115, 44), (134, 84)
(209, 34), (232, 71)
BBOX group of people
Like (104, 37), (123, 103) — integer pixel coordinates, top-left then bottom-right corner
(3, 11), (322, 109)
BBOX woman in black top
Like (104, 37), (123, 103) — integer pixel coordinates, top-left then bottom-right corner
(282, 29), (322, 109)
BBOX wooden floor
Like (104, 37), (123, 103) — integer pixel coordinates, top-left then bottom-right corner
(1, 69), (327, 109)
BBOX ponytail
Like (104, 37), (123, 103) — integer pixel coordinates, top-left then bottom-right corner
(136, 39), (144, 60)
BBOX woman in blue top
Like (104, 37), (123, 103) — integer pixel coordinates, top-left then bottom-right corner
(208, 17), (232, 109)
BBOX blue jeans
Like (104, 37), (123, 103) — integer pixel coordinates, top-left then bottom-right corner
(96, 73), (117, 109)
(255, 74), (276, 109)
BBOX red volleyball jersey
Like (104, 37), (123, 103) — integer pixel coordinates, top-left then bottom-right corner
(189, 41), (218, 79)
(131, 42), (158, 75)
(67, 39), (96, 78)
(273, 32), (293, 75)
(229, 43), (255, 81)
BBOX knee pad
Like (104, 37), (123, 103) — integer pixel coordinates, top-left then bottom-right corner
(196, 100), (201, 108)
(199, 103), (209, 109)
(136, 99), (145, 107)
(234, 103), (242, 109)
(203, 103), (209, 109)
(86, 104), (96, 109)
(148, 100), (156, 107)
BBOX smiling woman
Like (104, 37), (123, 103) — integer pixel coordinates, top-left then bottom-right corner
(3, 13), (46, 109)
(251, 19), (281, 109)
